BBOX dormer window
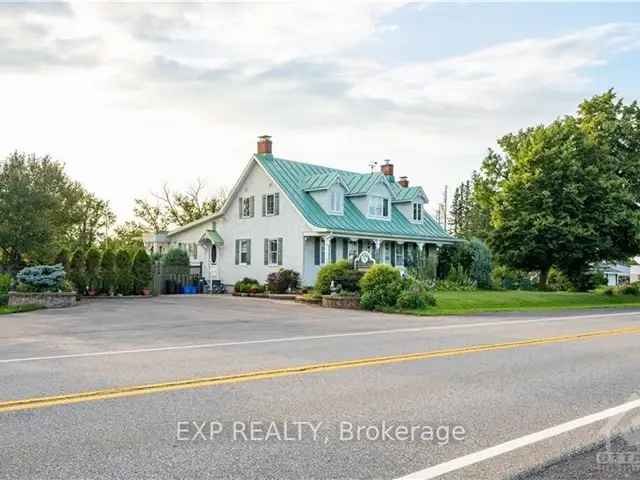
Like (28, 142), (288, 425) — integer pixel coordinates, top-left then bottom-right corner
(413, 202), (423, 222)
(368, 196), (389, 219)
(329, 190), (344, 214)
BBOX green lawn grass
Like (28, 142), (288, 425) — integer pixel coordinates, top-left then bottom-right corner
(409, 290), (640, 316)
(0, 304), (43, 315)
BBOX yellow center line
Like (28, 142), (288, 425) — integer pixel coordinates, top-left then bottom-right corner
(2, 325), (640, 414)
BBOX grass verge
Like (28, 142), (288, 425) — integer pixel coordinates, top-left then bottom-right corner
(404, 290), (640, 316)
(0, 305), (43, 315)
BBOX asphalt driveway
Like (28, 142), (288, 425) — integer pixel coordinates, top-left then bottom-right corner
(1, 296), (640, 479)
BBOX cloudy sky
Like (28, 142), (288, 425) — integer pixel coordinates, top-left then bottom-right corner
(2, 2), (639, 221)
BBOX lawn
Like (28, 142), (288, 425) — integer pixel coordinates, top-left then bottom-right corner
(409, 290), (640, 316)
(0, 305), (43, 315)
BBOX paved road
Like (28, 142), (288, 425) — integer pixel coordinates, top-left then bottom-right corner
(1, 296), (640, 479)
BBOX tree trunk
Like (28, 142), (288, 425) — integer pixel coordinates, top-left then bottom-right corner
(538, 266), (550, 290)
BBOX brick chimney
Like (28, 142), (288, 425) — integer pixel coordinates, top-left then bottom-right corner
(398, 176), (409, 188)
(257, 135), (272, 154)
(380, 159), (394, 177)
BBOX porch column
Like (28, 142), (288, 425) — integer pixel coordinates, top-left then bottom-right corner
(324, 235), (333, 264)
(416, 242), (425, 260)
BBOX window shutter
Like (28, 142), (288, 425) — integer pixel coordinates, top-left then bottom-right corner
(330, 238), (336, 263)
(357, 239), (363, 254)
(314, 237), (320, 265)
(264, 239), (269, 265)
(250, 196), (255, 217)
(239, 197), (243, 218)
(404, 243), (408, 264)
(235, 240), (240, 265)
(246, 239), (251, 264)
(342, 239), (348, 259)
(274, 193), (280, 215)
(391, 243), (396, 266)
(262, 195), (267, 217)
(277, 238), (283, 265)
(383, 198), (389, 217)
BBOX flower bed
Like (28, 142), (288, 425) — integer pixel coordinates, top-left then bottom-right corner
(8, 291), (76, 309)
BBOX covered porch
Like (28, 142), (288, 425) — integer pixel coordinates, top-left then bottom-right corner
(304, 232), (442, 283)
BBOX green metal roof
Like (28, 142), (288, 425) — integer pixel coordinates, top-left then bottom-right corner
(255, 154), (455, 243)
(203, 229), (224, 245)
(302, 172), (341, 191)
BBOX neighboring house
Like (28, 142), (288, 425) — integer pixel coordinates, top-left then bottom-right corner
(593, 262), (630, 286)
(143, 136), (456, 288)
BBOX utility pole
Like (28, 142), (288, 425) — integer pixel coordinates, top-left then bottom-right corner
(443, 185), (448, 232)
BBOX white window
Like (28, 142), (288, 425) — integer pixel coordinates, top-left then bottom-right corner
(395, 243), (404, 266)
(413, 202), (423, 222)
(329, 190), (344, 214)
(241, 197), (253, 218)
(269, 239), (279, 265)
(368, 196), (389, 218)
(348, 240), (358, 259)
(240, 240), (250, 264)
(382, 242), (392, 264)
(266, 194), (275, 215)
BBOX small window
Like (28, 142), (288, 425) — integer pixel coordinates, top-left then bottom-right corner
(330, 190), (343, 214)
(368, 196), (389, 219)
(240, 240), (250, 264)
(266, 194), (275, 215)
(210, 245), (217, 264)
(413, 203), (423, 222)
(242, 198), (252, 217)
(269, 239), (279, 265)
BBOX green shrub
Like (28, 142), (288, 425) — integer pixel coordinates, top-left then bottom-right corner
(406, 248), (437, 282)
(547, 268), (573, 292)
(16, 264), (65, 292)
(85, 247), (102, 291)
(68, 249), (86, 294)
(0, 294), (7, 306)
(266, 269), (300, 293)
(618, 282), (640, 295)
(132, 249), (153, 294)
(359, 264), (402, 310)
(468, 238), (493, 289)
(248, 284), (266, 294)
(161, 248), (190, 274)
(396, 278), (436, 309)
(491, 266), (535, 290)
(315, 260), (363, 294)
(100, 249), (116, 294)
(115, 249), (133, 295)
(0, 273), (12, 294)
(234, 277), (259, 293)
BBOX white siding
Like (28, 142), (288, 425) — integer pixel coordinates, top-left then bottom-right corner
(215, 160), (309, 286)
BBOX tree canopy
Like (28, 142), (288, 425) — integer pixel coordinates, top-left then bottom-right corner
(134, 180), (228, 231)
(477, 90), (640, 288)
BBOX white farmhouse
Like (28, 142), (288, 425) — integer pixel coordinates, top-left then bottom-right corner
(143, 136), (456, 288)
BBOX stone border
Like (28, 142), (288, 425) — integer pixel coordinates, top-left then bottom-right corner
(321, 295), (361, 310)
(8, 291), (76, 309)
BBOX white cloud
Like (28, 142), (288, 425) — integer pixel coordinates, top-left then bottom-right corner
(0, 3), (638, 221)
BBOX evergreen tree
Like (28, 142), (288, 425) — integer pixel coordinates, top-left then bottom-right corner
(100, 249), (116, 295)
(115, 249), (132, 295)
(68, 249), (86, 294)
